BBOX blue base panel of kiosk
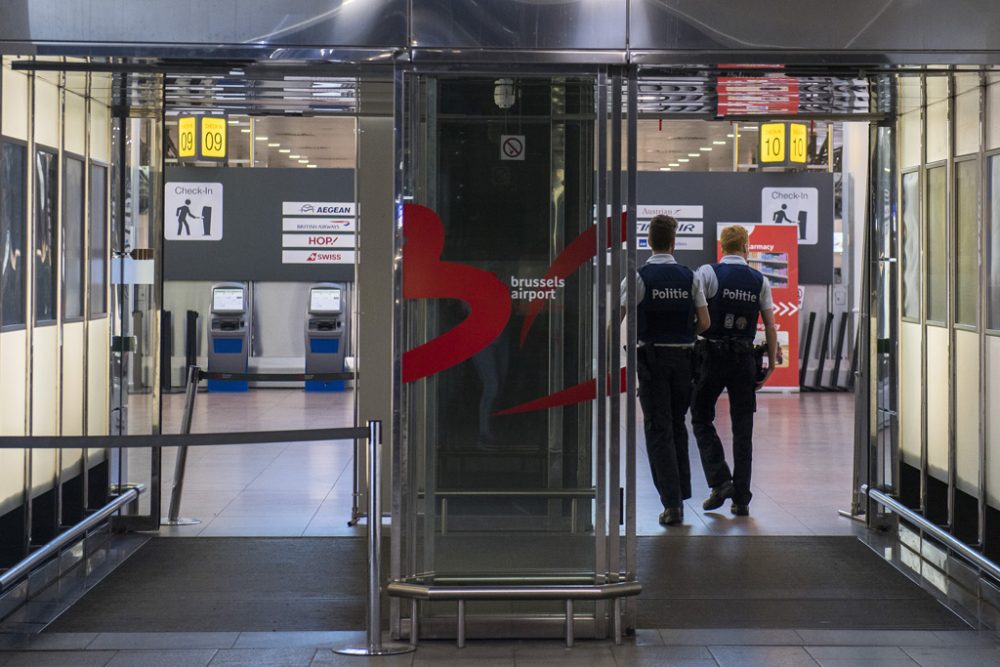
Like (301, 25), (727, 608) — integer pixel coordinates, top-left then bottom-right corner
(305, 379), (346, 392)
(207, 379), (249, 392)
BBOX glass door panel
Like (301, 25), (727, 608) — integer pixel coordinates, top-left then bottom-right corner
(402, 74), (601, 584)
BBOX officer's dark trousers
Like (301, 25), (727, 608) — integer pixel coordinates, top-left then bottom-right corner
(691, 341), (757, 506)
(637, 345), (693, 510)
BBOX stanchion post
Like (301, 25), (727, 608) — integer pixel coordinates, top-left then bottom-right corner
(162, 366), (202, 526)
(336, 420), (414, 656)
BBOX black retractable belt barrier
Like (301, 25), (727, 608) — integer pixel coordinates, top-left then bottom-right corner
(846, 324), (860, 392)
(185, 310), (198, 371)
(811, 312), (833, 391)
(0, 427), (368, 450)
(161, 310), (173, 392)
(827, 313), (850, 391)
(799, 311), (817, 389)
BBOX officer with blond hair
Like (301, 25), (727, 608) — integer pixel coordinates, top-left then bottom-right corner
(692, 225), (777, 517)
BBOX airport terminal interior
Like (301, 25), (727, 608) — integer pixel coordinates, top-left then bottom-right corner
(2, 2), (1000, 666)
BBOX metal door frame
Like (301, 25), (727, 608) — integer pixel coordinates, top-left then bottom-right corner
(390, 59), (639, 639)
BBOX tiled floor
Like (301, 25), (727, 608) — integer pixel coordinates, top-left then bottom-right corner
(0, 630), (995, 666)
(153, 388), (859, 538)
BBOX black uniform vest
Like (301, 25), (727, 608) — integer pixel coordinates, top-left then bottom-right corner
(637, 262), (696, 345)
(704, 262), (764, 340)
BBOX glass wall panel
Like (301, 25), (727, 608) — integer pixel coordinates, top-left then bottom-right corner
(899, 77), (923, 169)
(955, 159), (979, 326)
(34, 149), (58, 324)
(926, 77), (950, 163)
(954, 73), (981, 157)
(1, 141), (27, 328)
(63, 156), (85, 320)
(901, 171), (921, 319)
(990, 155), (1000, 331)
(927, 165), (948, 323)
(88, 163), (107, 315)
(988, 74), (1000, 150)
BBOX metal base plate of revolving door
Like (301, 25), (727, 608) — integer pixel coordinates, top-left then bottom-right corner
(335, 643), (415, 657)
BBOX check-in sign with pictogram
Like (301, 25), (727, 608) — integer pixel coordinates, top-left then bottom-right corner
(500, 135), (525, 161)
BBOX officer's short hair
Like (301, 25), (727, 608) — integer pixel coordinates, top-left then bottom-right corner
(720, 225), (749, 254)
(648, 215), (677, 252)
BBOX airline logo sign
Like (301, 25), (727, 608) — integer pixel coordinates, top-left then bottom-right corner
(282, 202), (355, 216)
(281, 234), (355, 249)
(282, 250), (356, 264)
(282, 218), (355, 233)
(636, 204), (703, 250)
(281, 200), (357, 264)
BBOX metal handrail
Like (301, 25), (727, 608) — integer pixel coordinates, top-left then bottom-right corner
(0, 484), (145, 591)
(862, 484), (1000, 582)
(387, 580), (642, 601)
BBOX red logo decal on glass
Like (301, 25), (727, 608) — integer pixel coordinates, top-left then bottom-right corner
(519, 214), (627, 346)
(402, 204), (512, 384)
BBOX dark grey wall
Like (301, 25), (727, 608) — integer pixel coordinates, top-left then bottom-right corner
(4, 0), (1000, 62)
(637, 171), (834, 285)
(163, 167), (355, 282)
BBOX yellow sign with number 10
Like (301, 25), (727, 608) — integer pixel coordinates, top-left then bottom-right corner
(178, 117), (196, 158)
(760, 123), (785, 163)
(200, 117), (227, 159)
(789, 123), (807, 163)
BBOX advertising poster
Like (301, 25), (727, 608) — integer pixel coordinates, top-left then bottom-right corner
(717, 223), (800, 391)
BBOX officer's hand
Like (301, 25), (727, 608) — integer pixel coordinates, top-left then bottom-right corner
(755, 366), (774, 390)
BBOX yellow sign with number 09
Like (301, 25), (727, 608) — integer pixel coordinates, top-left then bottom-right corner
(199, 117), (227, 160)
(178, 117), (196, 158)
(760, 123), (785, 163)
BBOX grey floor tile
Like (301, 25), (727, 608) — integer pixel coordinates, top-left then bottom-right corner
(709, 646), (819, 667)
(0, 633), (97, 650)
(795, 631), (951, 647)
(208, 648), (319, 667)
(89, 633), (240, 650)
(234, 632), (357, 649)
(613, 644), (718, 666)
(632, 630), (665, 647)
(0, 650), (116, 666)
(514, 655), (616, 667)
(310, 649), (414, 666)
(930, 630), (1000, 647)
(413, 657), (511, 667)
(659, 629), (801, 646)
(901, 645), (1000, 667)
(804, 645), (918, 665)
(106, 649), (218, 667)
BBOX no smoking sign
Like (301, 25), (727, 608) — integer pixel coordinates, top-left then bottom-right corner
(500, 134), (525, 161)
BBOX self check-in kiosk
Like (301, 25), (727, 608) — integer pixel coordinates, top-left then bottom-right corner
(207, 282), (249, 392)
(304, 283), (349, 392)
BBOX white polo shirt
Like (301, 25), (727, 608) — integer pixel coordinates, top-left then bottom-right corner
(620, 253), (707, 307)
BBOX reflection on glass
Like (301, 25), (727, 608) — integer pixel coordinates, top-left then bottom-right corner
(901, 172), (920, 319)
(990, 156), (1000, 330)
(406, 77), (597, 581)
(955, 160), (978, 326)
(89, 163), (108, 315)
(1, 142), (27, 328)
(63, 157), (85, 320)
(34, 150), (58, 324)
(927, 166), (947, 323)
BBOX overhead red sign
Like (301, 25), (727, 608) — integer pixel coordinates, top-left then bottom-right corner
(717, 76), (799, 116)
(717, 224), (800, 390)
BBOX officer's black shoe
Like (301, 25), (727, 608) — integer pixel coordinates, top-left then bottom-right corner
(702, 481), (734, 511)
(730, 503), (750, 517)
(659, 507), (684, 526)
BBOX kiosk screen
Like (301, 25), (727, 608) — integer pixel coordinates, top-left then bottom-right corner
(212, 288), (244, 313)
(310, 288), (341, 314)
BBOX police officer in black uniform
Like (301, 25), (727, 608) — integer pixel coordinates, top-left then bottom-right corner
(624, 215), (710, 526)
(692, 224), (778, 517)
